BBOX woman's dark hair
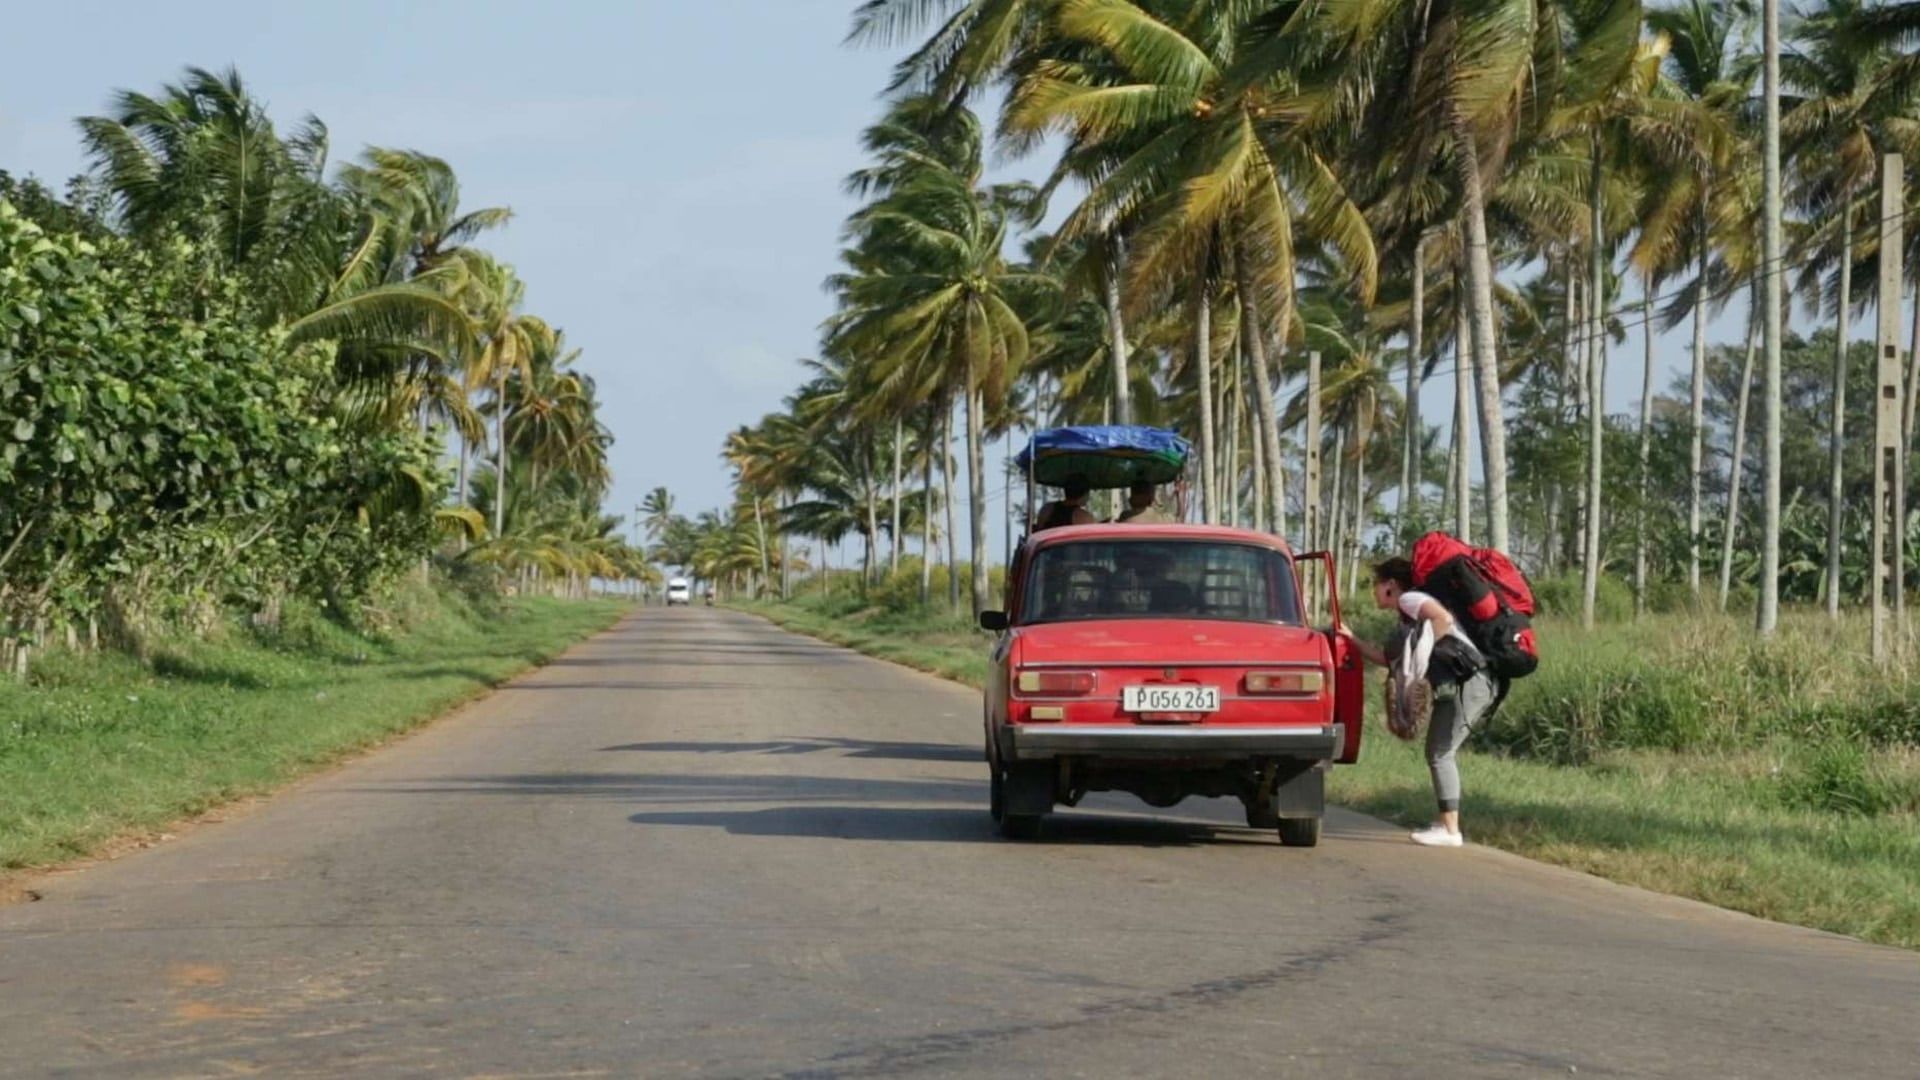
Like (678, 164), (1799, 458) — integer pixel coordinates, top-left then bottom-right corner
(1062, 476), (1092, 499)
(1372, 557), (1415, 589)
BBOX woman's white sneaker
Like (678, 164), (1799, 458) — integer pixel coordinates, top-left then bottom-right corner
(1410, 825), (1464, 847)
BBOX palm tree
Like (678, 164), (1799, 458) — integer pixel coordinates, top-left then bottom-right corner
(1781, 0), (1910, 615)
(1646, 0), (1755, 601)
(1759, 0), (1784, 636)
(458, 254), (556, 539)
(1002, 1), (1377, 537)
(832, 105), (1051, 615)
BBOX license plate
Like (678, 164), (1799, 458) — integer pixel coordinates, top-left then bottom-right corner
(1122, 684), (1220, 713)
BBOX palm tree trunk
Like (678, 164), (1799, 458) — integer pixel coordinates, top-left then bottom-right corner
(965, 381), (989, 618)
(1454, 122), (1510, 551)
(1721, 309), (1760, 610)
(1194, 275), (1216, 524)
(1402, 232), (1426, 535)
(1352, 417), (1369, 596)
(1636, 287), (1656, 617)
(493, 372), (508, 539)
(1252, 394), (1268, 534)
(753, 496), (770, 597)
(1582, 145), (1608, 630)
(1688, 208), (1709, 602)
(1454, 280), (1473, 542)
(863, 446), (879, 588)
(1228, 341), (1244, 528)
(779, 494), (792, 600)
(1236, 251), (1288, 537)
(921, 410), (935, 607)
(943, 396), (960, 612)
(891, 417), (904, 576)
(1758, 0), (1784, 636)
(1826, 191), (1853, 618)
(1329, 424), (1346, 567)
(1107, 236), (1132, 425)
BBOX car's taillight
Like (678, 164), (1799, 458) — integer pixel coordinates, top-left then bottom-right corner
(1244, 670), (1324, 694)
(1016, 669), (1096, 695)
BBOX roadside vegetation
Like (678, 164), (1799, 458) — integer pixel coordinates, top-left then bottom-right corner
(1, 585), (623, 875)
(2, 70), (639, 875)
(742, 577), (1920, 949)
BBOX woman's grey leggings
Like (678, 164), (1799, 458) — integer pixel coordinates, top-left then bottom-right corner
(1427, 670), (1497, 812)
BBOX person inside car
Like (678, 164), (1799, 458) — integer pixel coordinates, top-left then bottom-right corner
(1034, 476), (1097, 531)
(1114, 481), (1172, 524)
(1339, 557), (1494, 849)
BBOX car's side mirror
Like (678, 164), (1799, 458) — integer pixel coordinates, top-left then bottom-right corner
(978, 610), (1009, 632)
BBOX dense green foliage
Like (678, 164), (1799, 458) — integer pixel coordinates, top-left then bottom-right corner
(2, 67), (642, 674)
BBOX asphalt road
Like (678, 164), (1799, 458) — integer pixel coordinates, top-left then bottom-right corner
(2, 607), (1916, 1078)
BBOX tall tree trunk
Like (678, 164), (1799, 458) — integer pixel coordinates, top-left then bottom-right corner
(1329, 424), (1346, 567)
(965, 384), (989, 617)
(1721, 309), (1760, 610)
(1758, 0), (1784, 636)
(1106, 236), (1133, 425)
(1194, 275), (1217, 523)
(456, 437), (472, 552)
(921, 410), (935, 607)
(1636, 286), (1656, 617)
(493, 372), (508, 540)
(1688, 207), (1709, 602)
(891, 418), (904, 576)
(943, 401), (960, 612)
(779, 494), (792, 600)
(1826, 191), (1854, 618)
(1454, 122), (1511, 551)
(1454, 279), (1473, 542)
(1352, 417), (1370, 596)
(1402, 232), (1426, 536)
(1228, 341), (1244, 528)
(1582, 145), (1608, 630)
(1236, 251), (1288, 537)
(753, 496), (770, 597)
(1252, 392), (1268, 533)
(862, 443), (879, 587)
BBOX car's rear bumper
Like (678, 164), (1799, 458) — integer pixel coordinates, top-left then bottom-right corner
(1002, 723), (1342, 761)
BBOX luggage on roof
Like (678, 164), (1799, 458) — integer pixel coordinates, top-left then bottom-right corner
(1013, 425), (1190, 489)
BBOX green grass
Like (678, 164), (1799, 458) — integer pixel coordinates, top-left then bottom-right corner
(740, 589), (1920, 949)
(0, 588), (625, 874)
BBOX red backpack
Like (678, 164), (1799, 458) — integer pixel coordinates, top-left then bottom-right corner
(1410, 532), (1539, 680)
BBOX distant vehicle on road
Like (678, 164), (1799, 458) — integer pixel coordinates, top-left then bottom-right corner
(665, 578), (692, 606)
(982, 426), (1361, 846)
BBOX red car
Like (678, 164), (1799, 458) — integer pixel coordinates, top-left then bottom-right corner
(979, 524), (1363, 846)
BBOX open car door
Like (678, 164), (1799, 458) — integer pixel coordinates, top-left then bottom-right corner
(1295, 550), (1363, 764)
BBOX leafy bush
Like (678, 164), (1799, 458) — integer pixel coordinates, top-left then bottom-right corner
(1776, 739), (1911, 816)
(0, 200), (448, 651)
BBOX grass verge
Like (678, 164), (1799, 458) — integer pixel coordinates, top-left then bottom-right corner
(0, 589), (625, 875)
(740, 593), (1920, 949)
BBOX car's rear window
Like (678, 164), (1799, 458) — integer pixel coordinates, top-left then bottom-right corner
(1021, 540), (1301, 624)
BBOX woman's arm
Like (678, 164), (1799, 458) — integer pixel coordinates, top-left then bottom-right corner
(1410, 596), (1457, 637)
(1337, 625), (1389, 668)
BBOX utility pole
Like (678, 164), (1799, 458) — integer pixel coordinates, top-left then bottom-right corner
(1873, 154), (1905, 661)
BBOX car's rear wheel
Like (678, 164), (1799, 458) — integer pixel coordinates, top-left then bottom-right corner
(1277, 817), (1322, 848)
(989, 756), (1047, 840)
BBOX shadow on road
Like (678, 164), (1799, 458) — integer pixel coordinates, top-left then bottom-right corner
(371, 771), (1281, 846)
(599, 736), (981, 763)
(618, 804), (1265, 846)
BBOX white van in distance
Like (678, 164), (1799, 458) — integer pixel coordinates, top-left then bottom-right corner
(665, 578), (692, 606)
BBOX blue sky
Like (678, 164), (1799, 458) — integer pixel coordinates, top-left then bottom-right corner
(1, 1), (1798, 564)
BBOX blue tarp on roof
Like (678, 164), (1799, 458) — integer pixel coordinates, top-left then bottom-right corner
(1014, 425), (1191, 488)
